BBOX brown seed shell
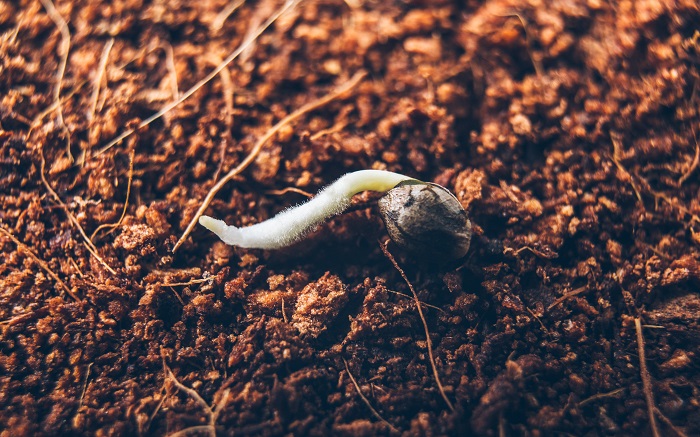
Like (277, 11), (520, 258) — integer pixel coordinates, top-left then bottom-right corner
(378, 182), (472, 261)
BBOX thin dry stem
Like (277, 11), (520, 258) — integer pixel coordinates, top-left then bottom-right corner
(98, 0), (302, 155)
(496, 13), (543, 78)
(215, 138), (229, 183)
(309, 121), (348, 140)
(679, 126), (699, 186)
(167, 287), (186, 306)
(161, 278), (208, 287)
(28, 39), (173, 140)
(0, 225), (78, 301)
(211, 0), (246, 33)
(385, 289), (446, 313)
(168, 425), (215, 437)
(266, 187), (314, 198)
(281, 297), (288, 323)
(90, 150), (135, 240)
(655, 406), (689, 437)
(68, 255), (84, 277)
(205, 53), (235, 181)
(87, 38), (115, 123)
(503, 245), (557, 259)
(164, 362), (216, 437)
(212, 389), (230, 419)
(631, 163), (700, 227)
(380, 240), (455, 412)
(39, 147), (117, 275)
(172, 70), (367, 252)
(577, 387), (625, 407)
(498, 413), (507, 437)
(611, 133), (643, 204)
(218, 62), (234, 141)
(28, 80), (87, 141)
(162, 41), (180, 100)
(635, 317), (660, 437)
(546, 286), (588, 312)
(525, 306), (549, 334)
(166, 367), (211, 413)
(3, 107), (31, 126)
(163, 362), (229, 437)
(0, 309), (42, 326)
(39, 0), (73, 161)
(343, 358), (398, 434)
(143, 385), (168, 435)
(85, 38), (114, 163)
(169, 373), (212, 413)
(78, 363), (93, 409)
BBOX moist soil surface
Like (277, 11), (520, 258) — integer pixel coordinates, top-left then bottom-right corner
(2, 0), (700, 436)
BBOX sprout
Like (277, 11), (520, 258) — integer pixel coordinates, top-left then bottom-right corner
(199, 169), (472, 259)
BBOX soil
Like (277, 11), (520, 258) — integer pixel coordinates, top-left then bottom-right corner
(1, 0), (700, 435)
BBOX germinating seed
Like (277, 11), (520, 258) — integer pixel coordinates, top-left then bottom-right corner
(199, 170), (471, 260)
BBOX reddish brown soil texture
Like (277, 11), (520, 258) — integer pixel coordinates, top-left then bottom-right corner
(2, 0), (700, 435)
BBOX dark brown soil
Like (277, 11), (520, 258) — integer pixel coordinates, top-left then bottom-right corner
(2, 0), (700, 435)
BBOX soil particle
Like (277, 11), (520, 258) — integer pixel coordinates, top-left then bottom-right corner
(292, 272), (349, 339)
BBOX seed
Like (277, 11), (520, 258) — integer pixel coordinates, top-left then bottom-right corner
(378, 182), (472, 261)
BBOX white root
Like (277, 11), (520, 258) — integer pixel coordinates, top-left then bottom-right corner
(199, 170), (415, 249)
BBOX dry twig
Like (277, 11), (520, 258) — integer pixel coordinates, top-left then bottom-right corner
(309, 121), (348, 140)
(90, 150), (135, 240)
(343, 358), (398, 433)
(211, 0), (246, 33)
(265, 187), (314, 198)
(205, 53), (235, 180)
(39, 147), (117, 275)
(281, 297), (288, 323)
(87, 38), (115, 123)
(659, 192), (700, 225)
(525, 306), (549, 334)
(39, 0), (73, 161)
(678, 126), (699, 186)
(161, 278), (209, 287)
(172, 70), (367, 252)
(143, 385), (168, 435)
(495, 12), (543, 78)
(385, 289), (446, 313)
(611, 133), (643, 204)
(635, 317), (660, 437)
(0, 308), (45, 326)
(164, 361), (230, 437)
(577, 387), (625, 407)
(98, 0), (302, 155)
(28, 82), (87, 141)
(0, 225), (78, 301)
(162, 41), (180, 100)
(498, 413), (507, 437)
(380, 240), (455, 412)
(216, 59), (234, 136)
(77, 363), (93, 409)
(655, 406), (689, 437)
(503, 244), (557, 259)
(546, 286), (588, 312)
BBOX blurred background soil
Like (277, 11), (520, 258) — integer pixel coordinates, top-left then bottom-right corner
(1, 0), (700, 435)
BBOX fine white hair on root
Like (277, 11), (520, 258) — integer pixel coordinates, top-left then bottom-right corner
(199, 170), (416, 249)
